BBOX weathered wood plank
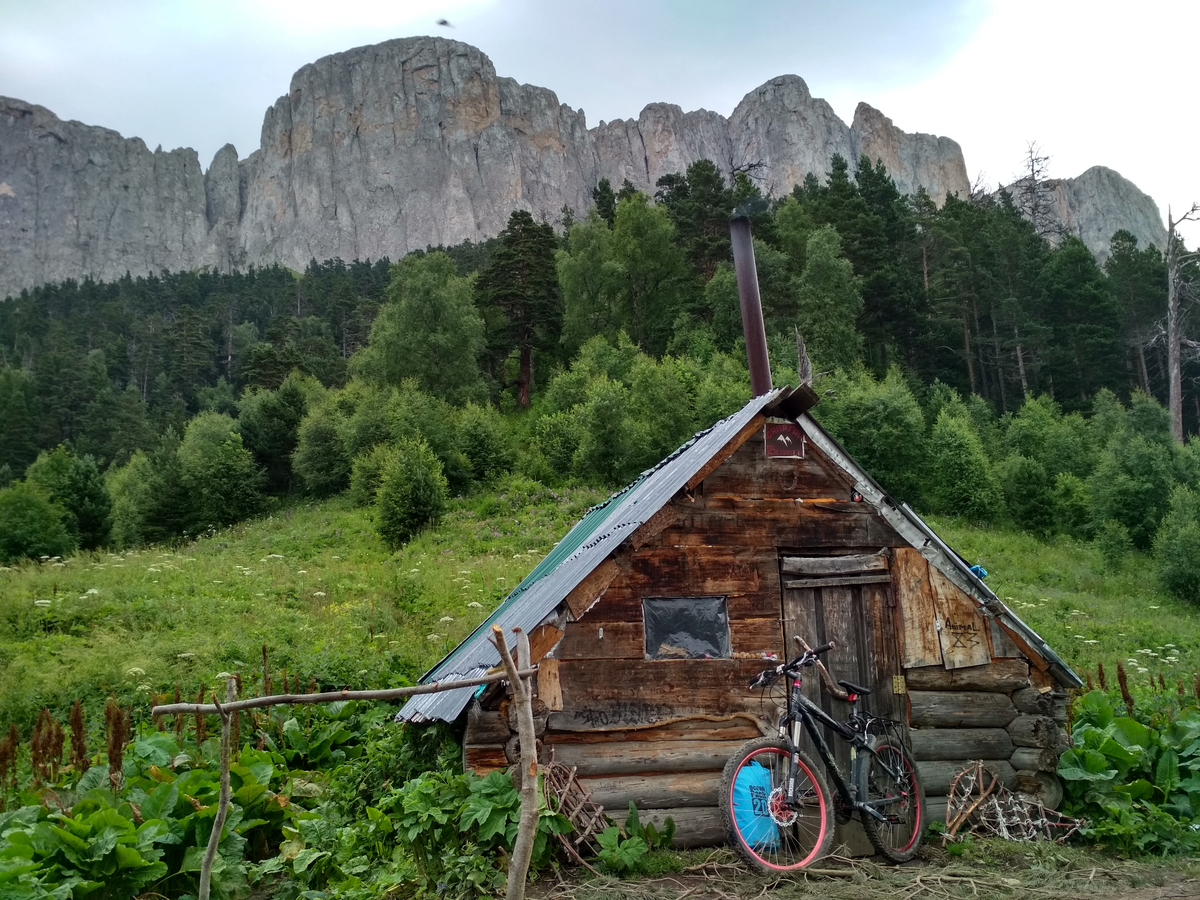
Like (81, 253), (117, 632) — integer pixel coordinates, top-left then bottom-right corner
(703, 438), (855, 499)
(555, 621), (643, 660)
(1007, 715), (1067, 750)
(555, 615), (781, 662)
(564, 559), (624, 619)
(865, 583), (902, 722)
(640, 807), (725, 848)
(892, 548), (943, 668)
(916, 759), (1017, 796)
(908, 691), (1019, 728)
(904, 660), (1030, 692)
(528, 623), (564, 663)
(924, 796), (949, 824)
(628, 504), (681, 551)
(1010, 747), (1059, 772)
(464, 706), (510, 745)
(780, 551), (890, 576)
(625, 545), (770, 594)
(910, 727), (1014, 761)
(538, 658), (563, 711)
(784, 574), (893, 589)
(930, 566), (991, 670)
(464, 745), (508, 774)
(816, 585), (865, 775)
(553, 658), (767, 729)
(546, 740), (747, 776)
(546, 716), (764, 741)
(685, 414), (767, 490)
(988, 617), (1023, 658)
(666, 501), (903, 549)
(578, 772), (721, 810)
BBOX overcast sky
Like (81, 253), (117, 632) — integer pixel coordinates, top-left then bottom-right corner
(3, 0), (1197, 244)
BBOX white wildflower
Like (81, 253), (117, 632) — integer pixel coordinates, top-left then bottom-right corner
(84, 588), (100, 596)
(468, 602), (483, 609)
(439, 616), (454, 623)
(426, 633), (443, 641)
(33, 599), (51, 607)
(125, 667), (146, 677)
(177, 652), (196, 659)
(268, 554), (284, 559)
(313, 591), (326, 598)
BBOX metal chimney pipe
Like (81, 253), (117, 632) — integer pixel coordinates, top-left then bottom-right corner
(729, 215), (772, 396)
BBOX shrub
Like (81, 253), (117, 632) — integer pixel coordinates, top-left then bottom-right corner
(1094, 519), (1134, 573)
(26, 445), (112, 550)
(456, 403), (513, 486)
(1054, 472), (1091, 537)
(1089, 433), (1174, 549)
(178, 412), (266, 530)
(376, 440), (448, 547)
(996, 454), (1055, 535)
(925, 410), (1003, 522)
(0, 480), (75, 563)
(531, 410), (585, 481)
(349, 444), (396, 507)
(1154, 485), (1200, 602)
(294, 406), (351, 497)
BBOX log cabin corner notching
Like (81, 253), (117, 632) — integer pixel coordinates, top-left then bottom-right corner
(397, 387), (1083, 847)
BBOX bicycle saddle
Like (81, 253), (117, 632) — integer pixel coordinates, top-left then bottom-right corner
(837, 680), (872, 695)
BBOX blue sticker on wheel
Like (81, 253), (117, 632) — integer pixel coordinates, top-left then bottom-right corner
(732, 761), (780, 850)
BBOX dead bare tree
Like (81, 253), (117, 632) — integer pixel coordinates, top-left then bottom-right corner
(1166, 203), (1200, 442)
(1012, 142), (1066, 239)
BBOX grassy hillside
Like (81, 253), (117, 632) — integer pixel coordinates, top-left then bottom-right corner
(0, 478), (608, 731)
(2, 489), (1198, 734)
(932, 517), (1199, 694)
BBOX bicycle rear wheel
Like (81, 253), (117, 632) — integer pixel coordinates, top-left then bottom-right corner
(861, 738), (925, 862)
(719, 738), (833, 872)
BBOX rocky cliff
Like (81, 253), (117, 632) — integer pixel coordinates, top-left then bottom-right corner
(0, 36), (1167, 299)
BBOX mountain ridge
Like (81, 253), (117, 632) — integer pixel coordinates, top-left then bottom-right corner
(0, 35), (1167, 299)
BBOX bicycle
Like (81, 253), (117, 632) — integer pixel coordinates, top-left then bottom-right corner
(719, 637), (925, 871)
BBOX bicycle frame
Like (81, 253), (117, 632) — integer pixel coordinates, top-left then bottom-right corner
(780, 667), (899, 824)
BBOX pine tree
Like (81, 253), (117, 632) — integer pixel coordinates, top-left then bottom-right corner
(476, 210), (562, 406)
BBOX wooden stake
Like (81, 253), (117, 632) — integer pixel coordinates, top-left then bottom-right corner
(198, 678), (235, 900)
(493, 625), (538, 900)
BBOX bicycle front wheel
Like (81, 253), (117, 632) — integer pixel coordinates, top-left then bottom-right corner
(861, 738), (925, 862)
(719, 738), (833, 872)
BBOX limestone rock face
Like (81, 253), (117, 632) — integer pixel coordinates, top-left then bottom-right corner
(0, 35), (1165, 298)
(849, 102), (969, 205)
(238, 37), (598, 272)
(1053, 166), (1168, 259)
(0, 96), (223, 295)
(729, 75), (854, 200)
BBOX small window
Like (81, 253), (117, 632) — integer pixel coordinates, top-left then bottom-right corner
(642, 596), (731, 660)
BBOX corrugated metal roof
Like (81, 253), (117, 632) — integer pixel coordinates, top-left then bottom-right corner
(397, 389), (787, 723)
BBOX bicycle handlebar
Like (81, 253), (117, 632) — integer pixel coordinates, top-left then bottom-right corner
(748, 639), (836, 688)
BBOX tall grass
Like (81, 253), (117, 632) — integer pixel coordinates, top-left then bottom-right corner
(0, 478), (607, 732)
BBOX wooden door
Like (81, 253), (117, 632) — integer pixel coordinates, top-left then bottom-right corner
(779, 555), (905, 776)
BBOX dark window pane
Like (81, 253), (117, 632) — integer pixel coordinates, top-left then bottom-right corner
(642, 596), (731, 660)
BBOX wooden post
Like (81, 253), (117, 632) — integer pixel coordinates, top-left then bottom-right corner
(198, 677), (235, 900)
(492, 625), (538, 900)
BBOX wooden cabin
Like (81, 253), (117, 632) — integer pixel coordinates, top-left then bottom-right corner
(399, 386), (1082, 849)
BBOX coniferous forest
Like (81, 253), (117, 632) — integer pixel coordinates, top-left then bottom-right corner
(2, 155), (1197, 598)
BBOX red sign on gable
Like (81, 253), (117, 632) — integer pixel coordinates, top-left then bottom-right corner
(764, 422), (805, 458)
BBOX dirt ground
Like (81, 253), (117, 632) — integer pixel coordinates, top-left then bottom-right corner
(530, 842), (1200, 900)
